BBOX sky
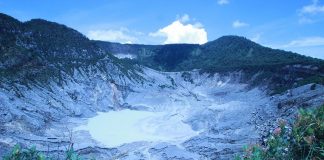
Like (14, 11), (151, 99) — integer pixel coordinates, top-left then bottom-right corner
(0, 0), (324, 59)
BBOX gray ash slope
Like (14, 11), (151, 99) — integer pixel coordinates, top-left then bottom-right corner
(0, 13), (324, 160)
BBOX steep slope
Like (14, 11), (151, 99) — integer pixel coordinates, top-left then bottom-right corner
(0, 13), (140, 85)
(95, 36), (324, 94)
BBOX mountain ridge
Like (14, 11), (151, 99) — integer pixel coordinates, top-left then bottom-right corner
(95, 35), (323, 72)
(1, 12), (324, 93)
(0, 13), (143, 86)
(95, 36), (324, 94)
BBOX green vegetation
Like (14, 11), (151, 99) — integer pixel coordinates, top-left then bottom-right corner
(235, 105), (324, 160)
(3, 145), (45, 160)
(96, 36), (323, 72)
(3, 144), (83, 160)
(0, 13), (142, 86)
(96, 36), (324, 94)
(291, 106), (324, 159)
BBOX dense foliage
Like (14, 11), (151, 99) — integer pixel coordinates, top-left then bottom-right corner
(235, 105), (324, 160)
(0, 13), (140, 85)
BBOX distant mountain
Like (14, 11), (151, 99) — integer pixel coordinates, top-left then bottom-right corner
(94, 41), (201, 71)
(95, 36), (323, 72)
(95, 36), (324, 94)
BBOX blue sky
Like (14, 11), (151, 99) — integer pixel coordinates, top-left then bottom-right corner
(1, 0), (324, 59)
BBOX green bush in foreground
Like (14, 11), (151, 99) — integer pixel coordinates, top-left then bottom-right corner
(3, 145), (45, 160)
(291, 105), (324, 159)
(3, 144), (82, 160)
(235, 105), (324, 160)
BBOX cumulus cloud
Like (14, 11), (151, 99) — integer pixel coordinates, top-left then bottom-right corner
(217, 0), (229, 5)
(87, 28), (137, 44)
(283, 37), (324, 48)
(149, 15), (208, 44)
(232, 20), (249, 28)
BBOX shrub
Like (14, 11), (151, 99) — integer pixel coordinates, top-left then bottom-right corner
(235, 105), (324, 160)
(3, 144), (83, 160)
(290, 105), (324, 159)
(3, 145), (45, 160)
(65, 144), (82, 160)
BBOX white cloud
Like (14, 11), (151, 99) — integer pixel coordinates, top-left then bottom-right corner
(283, 37), (324, 48)
(87, 28), (137, 44)
(217, 0), (229, 5)
(232, 20), (249, 28)
(267, 36), (324, 59)
(149, 16), (208, 44)
(298, 0), (324, 24)
(300, 0), (324, 15)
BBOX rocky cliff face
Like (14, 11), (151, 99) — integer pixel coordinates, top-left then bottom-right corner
(0, 13), (323, 160)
